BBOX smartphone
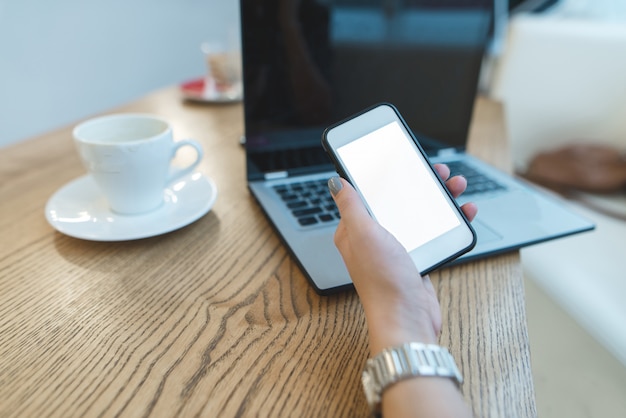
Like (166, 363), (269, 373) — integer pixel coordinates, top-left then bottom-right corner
(321, 103), (476, 274)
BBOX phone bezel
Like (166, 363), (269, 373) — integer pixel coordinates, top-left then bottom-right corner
(322, 103), (476, 275)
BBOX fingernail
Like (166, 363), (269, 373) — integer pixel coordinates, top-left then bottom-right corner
(328, 177), (343, 196)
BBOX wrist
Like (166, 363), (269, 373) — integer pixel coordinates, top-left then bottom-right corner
(365, 306), (438, 355)
(361, 342), (466, 416)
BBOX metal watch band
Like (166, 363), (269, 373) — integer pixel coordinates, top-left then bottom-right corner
(361, 343), (463, 413)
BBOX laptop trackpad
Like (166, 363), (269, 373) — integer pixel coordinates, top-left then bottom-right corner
(473, 219), (502, 245)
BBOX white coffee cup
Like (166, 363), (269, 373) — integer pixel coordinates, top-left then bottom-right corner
(73, 113), (203, 215)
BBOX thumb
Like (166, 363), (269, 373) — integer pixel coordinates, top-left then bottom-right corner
(328, 177), (372, 227)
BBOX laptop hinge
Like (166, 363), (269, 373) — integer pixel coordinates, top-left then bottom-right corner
(265, 171), (289, 180)
(436, 148), (458, 158)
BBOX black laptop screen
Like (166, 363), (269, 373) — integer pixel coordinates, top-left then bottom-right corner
(241, 0), (492, 180)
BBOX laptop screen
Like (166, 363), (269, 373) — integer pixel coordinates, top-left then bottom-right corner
(241, 0), (492, 180)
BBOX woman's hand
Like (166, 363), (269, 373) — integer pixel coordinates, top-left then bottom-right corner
(328, 164), (476, 355)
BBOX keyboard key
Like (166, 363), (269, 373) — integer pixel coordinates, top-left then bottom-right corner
(280, 193), (299, 201)
(298, 216), (318, 226)
(287, 200), (308, 209)
(292, 207), (323, 217)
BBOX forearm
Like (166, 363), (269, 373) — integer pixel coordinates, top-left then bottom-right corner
(362, 299), (471, 417)
(383, 377), (472, 418)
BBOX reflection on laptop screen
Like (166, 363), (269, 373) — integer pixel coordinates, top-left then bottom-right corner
(241, 0), (492, 180)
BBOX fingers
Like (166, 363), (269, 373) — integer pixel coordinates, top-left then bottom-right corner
(444, 173), (467, 199)
(435, 163), (468, 199)
(440, 171), (477, 221)
(434, 163), (451, 181)
(461, 202), (478, 222)
(435, 164), (477, 222)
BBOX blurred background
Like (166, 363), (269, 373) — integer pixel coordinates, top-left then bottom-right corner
(0, 0), (239, 148)
(1, 0), (625, 416)
(488, 2), (626, 418)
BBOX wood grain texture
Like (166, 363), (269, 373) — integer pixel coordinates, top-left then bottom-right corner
(0, 88), (536, 417)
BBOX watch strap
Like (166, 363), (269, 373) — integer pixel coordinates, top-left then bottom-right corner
(362, 343), (463, 413)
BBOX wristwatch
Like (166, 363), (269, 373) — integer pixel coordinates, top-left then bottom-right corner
(361, 342), (463, 415)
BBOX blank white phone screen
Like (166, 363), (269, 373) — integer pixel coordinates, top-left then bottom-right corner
(336, 121), (460, 252)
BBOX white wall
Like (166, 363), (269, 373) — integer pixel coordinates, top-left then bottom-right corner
(0, 0), (240, 148)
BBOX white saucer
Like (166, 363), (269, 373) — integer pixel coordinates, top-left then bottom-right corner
(45, 172), (217, 241)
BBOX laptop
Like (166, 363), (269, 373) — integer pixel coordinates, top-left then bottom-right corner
(239, 0), (594, 294)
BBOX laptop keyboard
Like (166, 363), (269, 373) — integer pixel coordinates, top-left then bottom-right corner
(273, 161), (505, 228)
(272, 178), (340, 227)
(445, 161), (506, 195)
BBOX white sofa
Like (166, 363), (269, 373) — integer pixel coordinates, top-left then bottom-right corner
(491, 13), (626, 366)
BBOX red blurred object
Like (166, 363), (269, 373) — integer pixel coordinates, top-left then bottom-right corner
(180, 77), (242, 103)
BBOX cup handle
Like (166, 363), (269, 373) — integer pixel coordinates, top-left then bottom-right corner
(168, 139), (204, 182)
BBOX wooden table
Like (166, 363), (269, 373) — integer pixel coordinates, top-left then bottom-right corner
(0, 86), (536, 417)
